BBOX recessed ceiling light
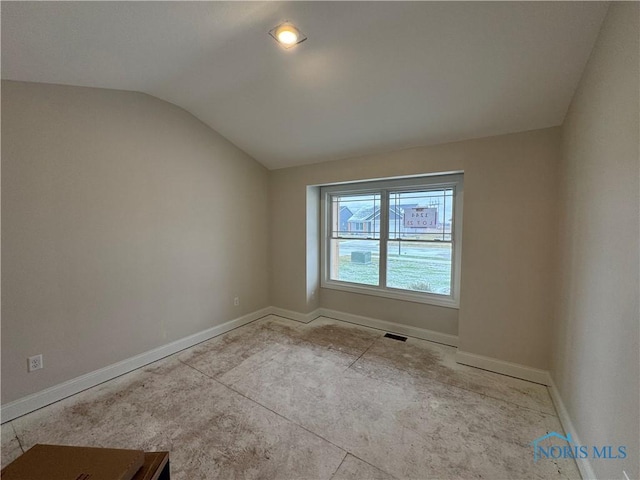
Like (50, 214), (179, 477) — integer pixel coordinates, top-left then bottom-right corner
(269, 22), (307, 49)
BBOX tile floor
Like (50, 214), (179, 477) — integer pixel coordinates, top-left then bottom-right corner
(0, 315), (580, 479)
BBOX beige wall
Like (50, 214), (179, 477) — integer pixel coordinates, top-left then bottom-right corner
(1, 81), (270, 404)
(553, 3), (639, 479)
(269, 127), (561, 368)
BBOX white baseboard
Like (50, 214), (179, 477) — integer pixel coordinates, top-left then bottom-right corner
(0, 307), (272, 424)
(455, 350), (551, 385)
(3, 305), (455, 423)
(317, 308), (459, 347)
(269, 307), (322, 324)
(548, 378), (593, 480)
(3, 305), (556, 425)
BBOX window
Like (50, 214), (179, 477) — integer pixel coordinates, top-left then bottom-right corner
(321, 174), (463, 308)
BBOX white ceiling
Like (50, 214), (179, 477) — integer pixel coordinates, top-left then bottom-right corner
(2, 2), (608, 169)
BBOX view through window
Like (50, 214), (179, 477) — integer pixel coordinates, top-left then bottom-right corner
(322, 175), (462, 306)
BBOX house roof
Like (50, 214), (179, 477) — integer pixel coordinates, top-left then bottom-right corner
(348, 206), (376, 223)
(347, 205), (403, 223)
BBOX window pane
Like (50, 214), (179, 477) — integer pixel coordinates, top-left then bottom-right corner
(388, 189), (454, 241)
(329, 239), (380, 286)
(330, 193), (381, 239)
(386, 241), (452, 295)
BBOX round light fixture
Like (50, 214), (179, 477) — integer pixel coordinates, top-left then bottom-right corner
(269, 22), (307, 49)
(276, 25), (298, 46)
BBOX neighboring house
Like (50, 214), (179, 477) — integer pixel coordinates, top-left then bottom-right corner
(338, 206), (353, 233)
(346, 205), (404, 236)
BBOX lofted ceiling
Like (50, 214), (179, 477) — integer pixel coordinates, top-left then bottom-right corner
(2, 2), (608, 169)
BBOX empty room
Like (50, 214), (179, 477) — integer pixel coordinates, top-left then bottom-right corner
(1, 2), (638, 479)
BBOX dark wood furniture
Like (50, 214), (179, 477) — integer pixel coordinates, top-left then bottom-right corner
(1, 444), (170, 480)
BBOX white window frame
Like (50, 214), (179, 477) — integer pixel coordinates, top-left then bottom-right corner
(320, 174), (463, 308)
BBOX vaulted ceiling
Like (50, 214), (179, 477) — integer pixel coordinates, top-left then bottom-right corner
(2, 2), (609, 169)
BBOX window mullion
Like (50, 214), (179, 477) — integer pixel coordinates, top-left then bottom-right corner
(379, 190), (389, 288)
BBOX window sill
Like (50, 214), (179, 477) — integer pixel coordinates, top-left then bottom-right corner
(321, 280), (459, 309)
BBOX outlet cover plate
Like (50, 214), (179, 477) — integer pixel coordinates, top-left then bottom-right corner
(28, 354), (43, 372)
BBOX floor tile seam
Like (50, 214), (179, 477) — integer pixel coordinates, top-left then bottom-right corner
(345, 338), (378, 371)
(346, 339), (555, 416)
(176, 357), (266, 390)
(245, 369), (445, 459)
(209, 377), (350, 457)
(178, 341), (294, 384)
(175, 359), (351, 457)
(344, 360), (557, 418)
(423, 375), (557, 417)
(203, 312), (276, 341)
(10, 422), (24, 454)
(328, 451), (349, 480)
(346, 452), (402, 480)
(260, 323), (365, 364)
(179, 331), (360, 399)
(271, 314), (386, 353)
(356, 336), (543, 391)
(219, 343), (300, 382)
(177, 357), (216, 380)
(176, 313), (277, 363)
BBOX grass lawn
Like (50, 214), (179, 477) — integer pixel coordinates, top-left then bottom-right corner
(334, 254), (451, 294)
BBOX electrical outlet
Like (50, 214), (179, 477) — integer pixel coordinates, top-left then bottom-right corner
(233, 296), (240, 307)
(28, 354), (43, 372)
